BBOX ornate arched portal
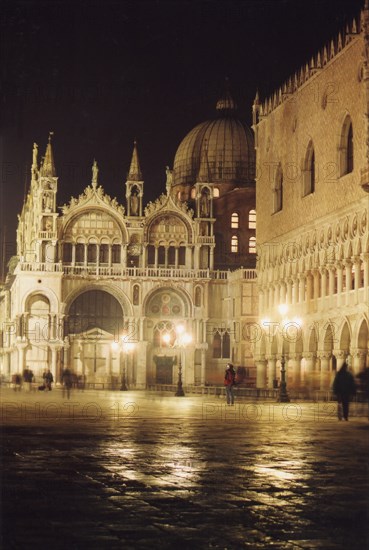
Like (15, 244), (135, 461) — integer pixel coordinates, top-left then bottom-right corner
(144, 288), (193, 385)
(65, 290), (126, 386)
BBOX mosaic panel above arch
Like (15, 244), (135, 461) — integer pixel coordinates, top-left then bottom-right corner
(148, 215), (188, 246)
(146, 290), (185, 318)
(63, 209), (123, 242)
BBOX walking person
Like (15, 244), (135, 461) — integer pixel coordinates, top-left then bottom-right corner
(332, 362), (356, 421)
(62, 367), (73, 399)
(43, 369), (54, 391)
(224, 363), (237, 405)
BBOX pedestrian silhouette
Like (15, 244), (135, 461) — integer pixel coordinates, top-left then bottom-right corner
(43, 369), (53, 391)
(62, 368), (73, 399)
(224, 363), (236, 405)
(332, 362), (356, 421)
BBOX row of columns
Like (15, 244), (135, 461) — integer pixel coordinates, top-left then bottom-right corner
(61, 242), (214, 270)
(260, 253), (369, 311)
(255, 348), (367, 391)
(14, 313), (64, 342)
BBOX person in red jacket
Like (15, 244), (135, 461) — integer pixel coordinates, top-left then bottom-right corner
(224, 363), (236, 405)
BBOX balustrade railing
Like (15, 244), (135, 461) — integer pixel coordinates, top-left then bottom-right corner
(18, 262), (256, 281)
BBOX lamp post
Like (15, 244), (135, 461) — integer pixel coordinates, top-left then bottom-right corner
(162, 324), (192, 397)
(112, 338), (136, 391)
(278, 355), (290, 402)
(277, 304), (290, 403)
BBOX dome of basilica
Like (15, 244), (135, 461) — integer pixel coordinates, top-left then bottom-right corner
(173, 92), (255, 187)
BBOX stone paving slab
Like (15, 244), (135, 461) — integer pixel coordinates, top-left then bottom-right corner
(1, 388), (369, 549)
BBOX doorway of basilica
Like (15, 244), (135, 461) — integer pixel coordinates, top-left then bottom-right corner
(154, 355), (175, 384)
(66, 290), (124, 385)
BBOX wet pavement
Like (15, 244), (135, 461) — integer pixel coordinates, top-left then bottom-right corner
(1, 387), (369, 549)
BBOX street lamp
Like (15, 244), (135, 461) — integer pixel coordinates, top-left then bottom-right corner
(277, 304), (290, 403)
(278, 355), (290, 403)
(112, 337), (136, 391)
(162, 323), (192, 397)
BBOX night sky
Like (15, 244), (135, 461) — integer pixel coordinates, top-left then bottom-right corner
(0, 0), (364, 271)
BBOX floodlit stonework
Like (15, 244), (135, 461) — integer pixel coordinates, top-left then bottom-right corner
(2, 6), (369, 395)
(253, 5), (369, 393)
(0, 97), (257, 389)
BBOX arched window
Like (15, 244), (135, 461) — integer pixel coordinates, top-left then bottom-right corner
(347, 123), (353, 174)
(213, 187), (220, 198)
(194, 286), (202, 307)
(99, 244), (109, 264)
(112, 244), (121, 264)
(212, 329), (231, 358)
(249, 237), (256, 253)
(273, 166), (283, 213)
(231, 212), (239, 229)
(340, 116), (354, 176)
(133, 284), (140, 305)
(248, 210), (256, 229)
(63, 243), (72, 263)
(76, 243), (84, 264)
(303, 141), (315, 196)
(87, 244), (97, 263)
(231, 236), (238, 253)
(67, 290), (123, 335)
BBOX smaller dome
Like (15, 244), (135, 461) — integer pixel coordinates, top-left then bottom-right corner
(216, 90), (237, 112)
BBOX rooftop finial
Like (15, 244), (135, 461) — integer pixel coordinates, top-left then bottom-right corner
(127, 141), (143, 181)
(31, 142), (38, 177)
(216, 77), (237, 113)
(41, 132), (56, 177)
(92, 159), (99, 189)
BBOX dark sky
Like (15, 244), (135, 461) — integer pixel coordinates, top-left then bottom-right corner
(0, 0), (364, 269)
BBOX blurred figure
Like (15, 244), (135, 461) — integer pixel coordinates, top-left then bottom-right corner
(23, 367), (34, 392)
(224, 363), (237, 405)
(43, 369), (53, 391)
(62, 367), (73, 399)
(356, 367), (369, 420)
(12, 373), (22, 391)
(332, 362), (356, 421)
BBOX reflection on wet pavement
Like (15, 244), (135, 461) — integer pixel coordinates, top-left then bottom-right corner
(1, 389), (368, 549)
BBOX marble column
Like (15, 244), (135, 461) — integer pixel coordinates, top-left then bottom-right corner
(255, 357), (267, 389)
(289, 353), (302, 388)
(318, 352), (331, 390)
(266, 355), (277, 389)
(303, 352), (316, 392)
(350, 349), (367, 376)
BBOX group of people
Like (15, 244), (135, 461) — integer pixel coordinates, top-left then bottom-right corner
(11, 368), (35, 391)
(223, 361), (369, 420)
(10, 366), (79, 398)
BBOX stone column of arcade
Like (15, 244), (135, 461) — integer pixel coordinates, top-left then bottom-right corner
(318, 352), (331, 391)
(255, 356), (267, 389)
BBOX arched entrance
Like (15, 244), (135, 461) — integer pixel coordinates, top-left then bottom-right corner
(66, 290), (124, 386)
(144, 288), (193, 386)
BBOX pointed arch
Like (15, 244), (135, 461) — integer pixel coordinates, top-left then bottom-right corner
(339, 115), (354, 176)
(273, 164), (283, 213)
(302, 141), (315, 196)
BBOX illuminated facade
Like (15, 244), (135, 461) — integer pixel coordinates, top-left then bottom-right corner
(253, 6), (369, 393)
(0, 95), (257, 388)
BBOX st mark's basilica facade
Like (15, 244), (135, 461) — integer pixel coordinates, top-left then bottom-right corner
(1, 4), (368, 393)
(0, 95), (258, 389)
